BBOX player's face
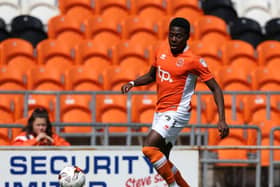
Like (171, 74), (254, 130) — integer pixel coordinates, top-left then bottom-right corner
(32, 117), (48, 135)
(168, 26), (188, 55)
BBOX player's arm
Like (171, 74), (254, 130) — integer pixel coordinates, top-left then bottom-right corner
(121, 66), (156, 93)
(205, 78), (229, 139)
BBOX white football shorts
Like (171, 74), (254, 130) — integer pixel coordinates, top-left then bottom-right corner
(151, 111), (190, 145)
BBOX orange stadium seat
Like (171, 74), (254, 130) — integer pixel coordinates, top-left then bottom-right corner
(190, 41), (223, 72)
(132, 94), (156, 132)
(96, 94), (128, 133)
(221, 40), (258, 71)
(188, 94), (208, 124)
(85, 16), (123, 46)
(28, 66), (66, 91)
(206, 95), (246, 124)
(67, 65), (105, 91)
(218, 66), (253, 91)
(75, 40), (113, 69)
(252, 67), (280, 91)
(0, 96), (17, 123)
(256, 40), (280, 69)
(36, 39), (75, 71)
(123, 16), (160, 46)
(59, 0), (96, 23)
(168, 0), (203, 24)
(194, 15), (230, 45)
(248, 119), (280, 166)
(48, 15), (86, 47)
(12, 118), (26, 139)
(0, 38), (36, 72)
(26, 94), (55, 121)
(104, 66), (144, 91)
(0, 131), (11, 145)
(60, 94), (93, 133)
(131, 0), (168, 21)
(215, 137), (249, 166)
(0, 66), (27, 90)
(113, 40), (152, 71)
(243, 94), (280, 123)
(97, 0), (131, 21)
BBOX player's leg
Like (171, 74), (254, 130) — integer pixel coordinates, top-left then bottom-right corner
(142, 129), (178, 186)
(161, 142), (190, 187)
(142, 112), (180, 186)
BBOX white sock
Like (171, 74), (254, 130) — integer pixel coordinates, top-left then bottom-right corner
(169, 181), (179, 187)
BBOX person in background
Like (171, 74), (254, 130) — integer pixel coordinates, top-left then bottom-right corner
(12, 107), (70, 146)
(121, 17), (229, 187)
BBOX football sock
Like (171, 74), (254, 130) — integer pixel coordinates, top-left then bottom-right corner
(169, 161), (190, 187)
(142, 146), (176, 184)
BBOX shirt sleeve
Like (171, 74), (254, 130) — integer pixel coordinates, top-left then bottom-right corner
(52, 134), (71, 146)
(12, 138), (38, 146)
(192, 57), (213, 82)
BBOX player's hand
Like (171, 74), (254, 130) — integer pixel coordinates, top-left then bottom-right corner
(217, 121), (229, 139)
(36, 132), (54, 143)
(121, 83), (133, 94)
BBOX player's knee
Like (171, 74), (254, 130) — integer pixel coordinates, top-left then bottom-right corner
(142, 146), (162, 162)
(142, 146), (154, 157)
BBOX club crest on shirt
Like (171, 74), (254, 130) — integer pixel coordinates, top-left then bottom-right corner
(176, 58), (184, 67)
(199, 58), (207, 67)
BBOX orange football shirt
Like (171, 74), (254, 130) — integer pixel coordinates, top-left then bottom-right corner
(153, 42), (213, 117)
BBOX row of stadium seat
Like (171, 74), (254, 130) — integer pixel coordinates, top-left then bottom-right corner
(1, 37), (280, 66)
(1, 93), (280, 165)
(1, 11), (280, 50)
(46, 14), (280, 48)
(0, 62), (279, 91)
(0, 92), (279, 125)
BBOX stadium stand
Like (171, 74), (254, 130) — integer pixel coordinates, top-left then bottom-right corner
(0, 38), (36, 72)
(59, 0), (96, 23)
(10, 15), (47, 47)
(48, 14), (86, 47)
(60, 94), (93, 133)
(97, 0), (132, 21)
(201, 0), (238, 24)
(0, 0), (21, 26)
(113, 40), (152, 71)
(194, 15), (231, 45)
(0, 18), (9, 41)
(21, 0), (59, 26)
(123, 16), (160, 46)
(132, 0), (168, 22)
(264, 18), (280, 41)
(256, 40), (280, 69)
(67, 65), (105, 91)
(28, 65), (66, 91)
(221, 40), (258, 71)
(229, 17), (264, 48)
(75, 40), (113, 70)
(36, 39), (75, 71)
(0, 0), (280, 185)
(240, 0), (272, 27)
(168, 0), (203, 25)
(85, 16), (123, 46)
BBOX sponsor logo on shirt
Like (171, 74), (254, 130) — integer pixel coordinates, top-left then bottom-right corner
(158, 66), (173, 83)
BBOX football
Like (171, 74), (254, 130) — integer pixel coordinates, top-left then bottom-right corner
(58, 166), (86, 187)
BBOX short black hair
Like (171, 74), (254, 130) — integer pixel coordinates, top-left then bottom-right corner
(169, 17), (190, 34)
